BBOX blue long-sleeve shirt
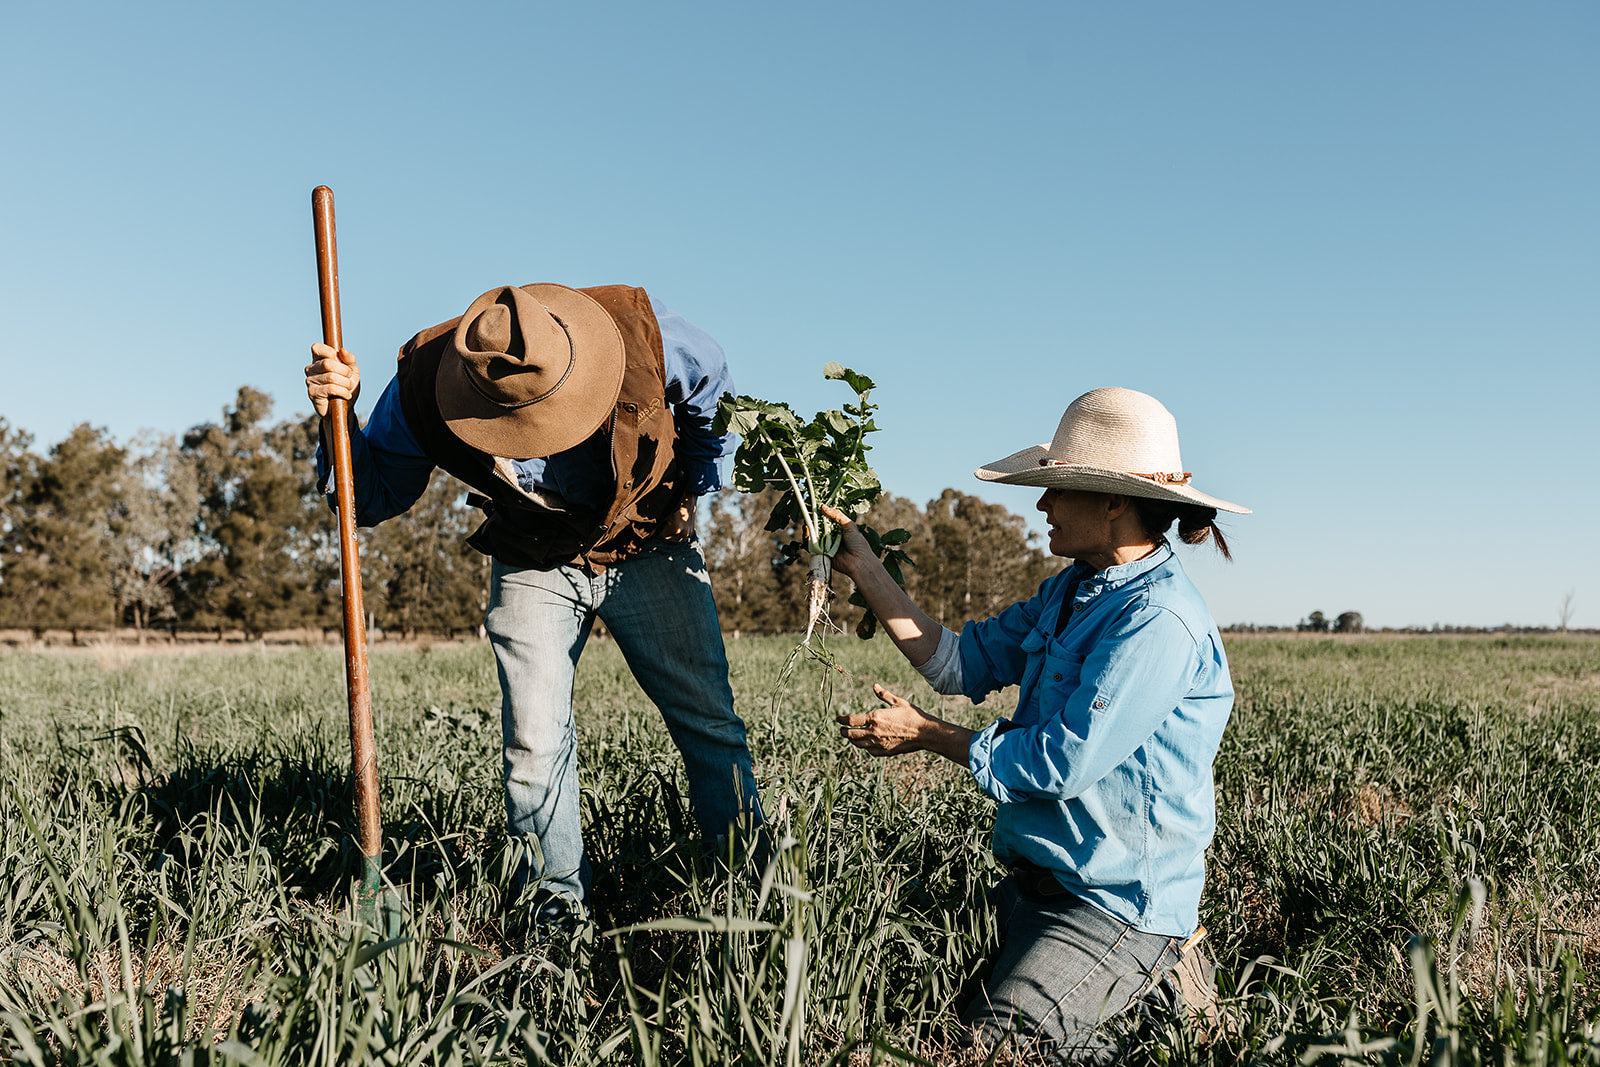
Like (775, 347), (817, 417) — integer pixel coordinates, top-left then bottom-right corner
(317, 293), (736, 526)
(951, 544), (1234, 937)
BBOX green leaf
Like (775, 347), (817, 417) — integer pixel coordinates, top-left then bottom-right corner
(354, 936), (413, 967)
(855, 610), (879, 640)
(764, 493), (799, 531)
(843, 467), (881, 493)
(823, 363), (877, 395)
(605, 916), (779, 936)
(722, 409), (762, 437)
(730, 469), (765, 493)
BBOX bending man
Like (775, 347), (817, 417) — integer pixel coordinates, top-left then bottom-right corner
(305, 283), (762, 922)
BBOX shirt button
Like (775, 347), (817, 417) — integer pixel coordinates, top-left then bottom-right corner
(1052, 673), (1062, 682)
(1073, 603), (1084, 612)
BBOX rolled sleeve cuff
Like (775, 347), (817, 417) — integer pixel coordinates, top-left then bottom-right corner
(914, 627), (965, 694)
(680, 457), (724, 495)
(967, 720), (1013, 803)
(316, 430), (373, 509)
(315, 438), (351, 507)
(316, 447), (336, 496)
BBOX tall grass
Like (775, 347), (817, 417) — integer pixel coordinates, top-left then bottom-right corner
(1, 634), (1596, 1064)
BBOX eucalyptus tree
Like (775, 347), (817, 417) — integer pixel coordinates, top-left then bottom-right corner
(364, 473), (489, 638)
(107, 432), (200, 639)
(703, 488), (785, 637)
(913, 488), (1062, 629)
(0, 423), (125, 641)
(179, 388), (335, 639)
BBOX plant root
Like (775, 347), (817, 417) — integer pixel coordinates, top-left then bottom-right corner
(803, 554), (832, 646)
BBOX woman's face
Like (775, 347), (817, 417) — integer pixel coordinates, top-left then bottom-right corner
(1036, 488), (1112, 561)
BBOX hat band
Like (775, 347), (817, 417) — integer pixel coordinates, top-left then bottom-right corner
(1037, 459), (1192, 486)
(464, 311), (578, 411)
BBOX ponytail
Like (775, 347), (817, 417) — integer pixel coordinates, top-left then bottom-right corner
(1129, 496), (1233, 560)
(1177, 510), (1232, 560)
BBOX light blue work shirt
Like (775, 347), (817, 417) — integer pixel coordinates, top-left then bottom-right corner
(316, 294), (736, 526)
(957, 543), (1233, 937)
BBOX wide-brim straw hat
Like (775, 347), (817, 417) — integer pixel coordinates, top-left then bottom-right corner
(436, 283), (625, 459)
(974, 387), (1250, 514)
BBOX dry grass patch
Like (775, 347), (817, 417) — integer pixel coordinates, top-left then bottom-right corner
(6, 936), (269, 1043)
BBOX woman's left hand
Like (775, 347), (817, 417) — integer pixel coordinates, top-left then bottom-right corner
(836, 684), (941, 757)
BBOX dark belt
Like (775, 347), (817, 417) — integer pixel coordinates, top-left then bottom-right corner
(1009, 859), (1078, 903)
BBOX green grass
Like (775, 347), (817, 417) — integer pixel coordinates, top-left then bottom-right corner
(1, 634), (1597, 1064)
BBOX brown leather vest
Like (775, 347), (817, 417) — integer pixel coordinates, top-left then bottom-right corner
(395, 284), (682, 571)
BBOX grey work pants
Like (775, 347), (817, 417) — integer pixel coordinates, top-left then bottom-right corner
(961, 876), (1186, 1063)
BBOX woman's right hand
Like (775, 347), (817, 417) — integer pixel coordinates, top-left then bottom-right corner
(305, 343), (360, 418)
(816, 502), (875, 581)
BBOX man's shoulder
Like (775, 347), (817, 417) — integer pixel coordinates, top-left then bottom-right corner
(573, 284), (654, 327)
(398, 316), (462, 364)
(576, 283), (646, 302)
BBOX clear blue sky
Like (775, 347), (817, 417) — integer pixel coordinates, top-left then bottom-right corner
(2, 2), (1595, 629)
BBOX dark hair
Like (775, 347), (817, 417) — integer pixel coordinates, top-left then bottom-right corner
(1128, 495), (1233, 560)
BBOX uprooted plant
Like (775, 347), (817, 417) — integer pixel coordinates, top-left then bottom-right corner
(714, 363), (914, 656)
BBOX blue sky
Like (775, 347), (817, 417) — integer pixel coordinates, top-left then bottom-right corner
(2, 2), (1595, 629)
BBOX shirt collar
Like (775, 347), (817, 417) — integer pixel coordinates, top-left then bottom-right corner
(1070, 542), (1174, 596)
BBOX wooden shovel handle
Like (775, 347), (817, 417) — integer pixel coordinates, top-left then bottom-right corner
(312, 186), (382, 867)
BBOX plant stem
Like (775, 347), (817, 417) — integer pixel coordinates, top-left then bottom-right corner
(772, 451), (818, 545)
(795, 452), (829, 550)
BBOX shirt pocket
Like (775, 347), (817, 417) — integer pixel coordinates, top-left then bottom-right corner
(1011, 629), (1048, 723)
(1036, 641), (1089, 735)
(1016, 628), (1085, 728)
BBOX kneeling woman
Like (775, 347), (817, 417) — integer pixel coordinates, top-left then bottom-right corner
(820, 387), (1248, 1058)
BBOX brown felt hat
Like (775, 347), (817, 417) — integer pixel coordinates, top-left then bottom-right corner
(436, 284), (626, 459)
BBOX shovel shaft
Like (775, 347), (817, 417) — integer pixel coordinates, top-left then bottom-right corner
(312, 186), (382, 865)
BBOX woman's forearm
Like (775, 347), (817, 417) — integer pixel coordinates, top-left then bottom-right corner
(816, 501), (948, 668)
(845, 552), (945, 668)
(920, 717), (977, 766)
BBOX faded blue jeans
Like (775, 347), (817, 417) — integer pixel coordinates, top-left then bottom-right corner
(961, 877), (1184, 1062)
(485, 536), (761, 912)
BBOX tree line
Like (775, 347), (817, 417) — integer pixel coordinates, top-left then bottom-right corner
(0, 390), (1061, 643)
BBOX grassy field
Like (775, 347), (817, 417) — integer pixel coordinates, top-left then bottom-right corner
(1, 633), (1597, 1065)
